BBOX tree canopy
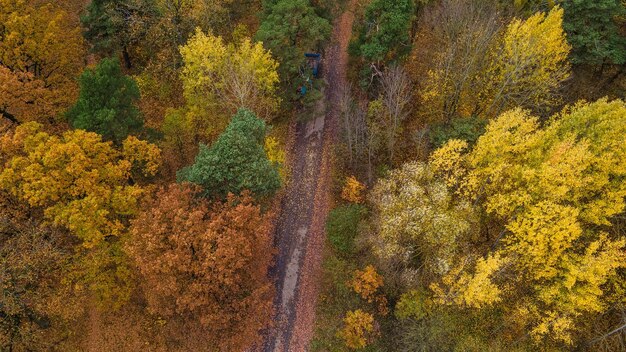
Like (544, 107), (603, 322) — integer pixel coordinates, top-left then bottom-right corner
(127, 184), (274, 350)
(66, 58), (144, 144)
(177, 109), (281, 199)
(562, 0), (626, 65)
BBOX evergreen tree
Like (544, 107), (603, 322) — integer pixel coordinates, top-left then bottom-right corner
(66, 58), (144, 143)
(562, 0), (626, 65)
(350, 0), (415, 67)
(256, 0), (331, 90)
(177, 109), (281, 199)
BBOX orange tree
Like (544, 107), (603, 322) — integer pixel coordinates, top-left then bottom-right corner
(127, 184), (274, 350)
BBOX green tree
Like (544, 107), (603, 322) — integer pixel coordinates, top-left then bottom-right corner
(66, 58), (144, 144)
(350, 0), (415, 72)
(562, 0), (626, 65)
(81, 0), (157, 68)
(256, 0), (331, 92)
(177, 109), (281, 199)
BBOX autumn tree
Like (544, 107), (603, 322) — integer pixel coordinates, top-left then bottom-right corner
(426, 98), (626, 345)
(417, 3), (570, 120)
(0, 67), (54, 124)
(562, 0), (626, 66)
(127, 184), (274, 350)
(376, 65), (413, 161)
(256, 0), (331, 92)
(0, 224), (73, 351)
(342, 176), (366, 204)
(482, 6), (571, 117)
(66, 58), (144, 144)
(339, 84), (370, 173)
(417, 0), (502, 121)
(179, 28), (280, 121)
(369, 161), (478, 288)
(177, 109), (281, 200)
(0, 0), (85, 123)
(338, 309), (377, 349)
(0, 122), (160, 307)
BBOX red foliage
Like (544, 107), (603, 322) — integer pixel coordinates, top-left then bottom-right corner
(127, 183), (274, 350)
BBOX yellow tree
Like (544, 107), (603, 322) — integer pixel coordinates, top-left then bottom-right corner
(0, 0), (85, 123)
(342, 176), (366, 204)
(481, 6), (570, 117)
(338, 310), (377, 349)
(179, 28), (280, 122)
(0, 122), (160, 247)
(161, 29), (280, 174)
(429, 98), (626, 344)
(0, 123), (161, 307)
(415, 4), (569, 121)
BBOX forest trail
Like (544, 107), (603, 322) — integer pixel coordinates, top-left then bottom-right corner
(262, 2), (355, 352)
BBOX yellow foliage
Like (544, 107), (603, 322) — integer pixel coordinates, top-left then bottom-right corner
(0, 0), (85, 119)
(122, 135), (162, 177)
(350, 265), (383, 303)
(264, 136), (286, 180)
(417, 5), (570, 120)
(0, 123), (160, 247)
(483, 6), (570, 115)
(431, 254), (504, 309)
(369, 162), (476, 278)
(180, 28), (280, 122)
(342, 176), (366, 204)
(338, 310), (376, 349)
(425, 99), (626, 344)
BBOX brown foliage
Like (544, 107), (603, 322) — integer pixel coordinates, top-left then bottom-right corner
(127, 184), (274, 350)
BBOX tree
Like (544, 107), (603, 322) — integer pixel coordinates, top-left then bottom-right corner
(0, 122), (160, 309)
(562, 0), (626, 66)
(66, 58), (144, 144)
(256, 0), (331, 91)
(0, 67), (54, 124)
(377, 65), (413, 161)
(338, 309), (377, 349)
(0, 0), (85, 123)
(180, 28), (280, 121)
(415, 3), (570, 120)
(369, 162), (477, 287)
(350, 0), (415, 78)
(177, 109), (281, 199)
(0, 224), (73, 351)
(341, 176), (366, 204)
(417, 0), (502, 121)
(81, 0), (158, 68)
(0, 122), (160, 247)
(482, 6), (571, 117)
(428, 98), (626, 345)
(127, 184), (274, 350)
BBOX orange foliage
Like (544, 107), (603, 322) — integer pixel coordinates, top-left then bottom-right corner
(350, 265), (389, 316)
(127, 184), (274, 350)
(350, 265), (384, 303)
(341, 175), (366, 203)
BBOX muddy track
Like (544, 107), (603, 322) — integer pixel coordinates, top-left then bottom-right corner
(262, 3), (355, 352)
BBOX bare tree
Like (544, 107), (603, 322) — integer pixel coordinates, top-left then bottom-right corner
(340, 86), (378, 181)
(419, 0), (502, 121)
(379, 65), (413, 162)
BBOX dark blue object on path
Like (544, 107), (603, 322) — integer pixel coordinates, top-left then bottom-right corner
(305, 53), (321, 77)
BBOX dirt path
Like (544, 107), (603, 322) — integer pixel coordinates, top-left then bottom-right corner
(263, 3), (355, 352)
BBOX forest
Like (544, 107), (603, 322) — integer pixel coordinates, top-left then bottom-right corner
(0, 0), (625, 351)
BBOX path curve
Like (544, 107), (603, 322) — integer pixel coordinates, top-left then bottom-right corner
(263, 3), (355, 352)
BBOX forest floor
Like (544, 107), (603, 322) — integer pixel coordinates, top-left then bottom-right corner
(262, 2), (355, 351)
